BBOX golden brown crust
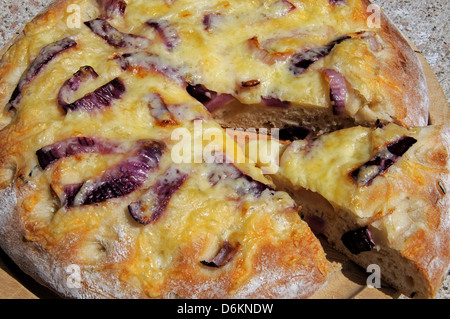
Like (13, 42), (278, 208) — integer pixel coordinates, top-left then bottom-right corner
(0, 184), (328, 298)
(373, 5), (429, 127)
(344, 0), (429, 128)
(385, 125), (450, 298)
(157, 223), (328, 299)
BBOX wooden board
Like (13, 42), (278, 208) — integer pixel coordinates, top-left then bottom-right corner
(0, 49), (448, 299)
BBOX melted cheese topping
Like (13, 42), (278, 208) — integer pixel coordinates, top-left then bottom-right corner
(279, 124), (411, 218)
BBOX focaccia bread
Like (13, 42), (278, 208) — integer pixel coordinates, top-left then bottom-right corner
(0, 0), (332, 298)
(0, 0), (436, 299)
(274, 123), (450, 299)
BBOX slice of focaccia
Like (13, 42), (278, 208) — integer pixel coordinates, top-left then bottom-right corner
(0, 0), (436, 299)
(274, 123), (450, 298)
(0, 0), (428, 135)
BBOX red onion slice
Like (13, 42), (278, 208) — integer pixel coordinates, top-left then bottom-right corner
(207, 161), (246, 186)
(62, 77), (125, 113)
(85, 19), (151, 49)
(361, 32), (383, 53)
(207, 153), (273, 198)
(200, 241), (238, 268)
(387, 136), (418, 157)
(146, 93), (178, 126)
(261, 96), (291, 108)
(36, 137), (121, 170)
(303, 215), (326, 234)
(63, 183), (83, 208)
(289, 36), (350, 75)
(329, 0), (346, 5)
(64, 139), (166, 207)
(57, 66), (99, 108)
(323, 69), (347, 116)
(281, 0), (296, 12)
(351, 136), (417, 186)
(117, 52), (185, 86)
(146, 19), (180, 51)
(341, 226), (375, 255)
(186, 84), (216, 105)
(7, 37), (77, 110)
(247, 36), (293, 65)
(128, 165), (188, 225)
(202, 13), (222, 32)
(204, 94), (235, 112)
(186, 84), (235, 112)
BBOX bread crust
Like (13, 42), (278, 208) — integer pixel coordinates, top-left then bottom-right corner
(382, 125), (450, 298)
(342, 127), (450, 298)
(368, 1), (429, 128)
(0, 183), (328, 298)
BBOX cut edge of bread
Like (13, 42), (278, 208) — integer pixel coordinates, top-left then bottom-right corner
(273, 176), (439, 299)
